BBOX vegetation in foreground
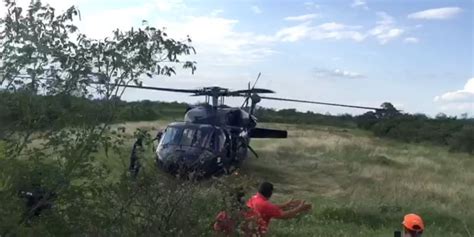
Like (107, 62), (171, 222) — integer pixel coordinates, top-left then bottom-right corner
(2, 119), (473, 236)
(87, 121), (474, 237)
(0, 1), (473, 236)
(245, 123), (474, 236)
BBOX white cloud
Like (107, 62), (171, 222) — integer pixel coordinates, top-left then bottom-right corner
(404, 37), (419, 43)
(369, 12), (404, 44)
(276, 22), (313, 42)
(333, 69), (364, 78)
(158, 16), (277, 66)
(278, 12), (405, 44)
(319, 22), (346, 31)
(319, 22), (359, 31)
(435, 91), (474, 102)
(284, 14), (318, 21)
(434, 78), (474, 102)
(351, 0), (369, 10)
(78, 6), (153, 39)
(408, 7), (462, 20)
(251, 5), (262, 14)
(314, 68), (365, 79)
(18, 1), (275, 66)
(210, 9), (224, 16)
(439, 103), (474, 112)
(434, 78), (474, 112)
(304, 1), (320, 10)
(276, 21), (366, 42)
(312, 29), (366, 41)
(154, 0), (185, 12)
(0, 0), (88, 14)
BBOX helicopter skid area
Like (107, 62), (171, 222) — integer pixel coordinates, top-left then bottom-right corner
(155, 158), (238, 180)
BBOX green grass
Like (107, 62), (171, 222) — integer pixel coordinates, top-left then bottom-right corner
(240, 123), (474, 237)
(98, 121), (474, 237)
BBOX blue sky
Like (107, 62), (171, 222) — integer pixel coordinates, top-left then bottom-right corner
(2, 0), (473, 116)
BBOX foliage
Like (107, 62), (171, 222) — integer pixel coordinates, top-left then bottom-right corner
(248, 123), (473, 236)
(448, 125), (474, 154)
(2, 90), (472, 155)
(354, 103), (473, 154)
(0, 0), (472, 236)
(0, 0), (199, 235)
(255, 107), (356, 128)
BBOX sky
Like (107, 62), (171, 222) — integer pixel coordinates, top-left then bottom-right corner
(1, 0), (473, 116)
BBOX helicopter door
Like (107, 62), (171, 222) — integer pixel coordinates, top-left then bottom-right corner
(227, 110), (242, 126)
(207, 128), (226, 153)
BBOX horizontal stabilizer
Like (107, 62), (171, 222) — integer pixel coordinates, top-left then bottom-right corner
(250, 128), (288, 138)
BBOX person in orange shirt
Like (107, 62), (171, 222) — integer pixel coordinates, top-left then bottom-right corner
(245, 182), (312, 236)
(401, 213), (424, 237)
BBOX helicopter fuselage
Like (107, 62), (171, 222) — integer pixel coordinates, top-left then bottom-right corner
(95, 84), (377, 178)
(155, 113), (250, 177)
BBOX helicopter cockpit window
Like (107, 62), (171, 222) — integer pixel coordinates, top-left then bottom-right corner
(160, 126), (215, 148)
(160, 127), (181, 145)
(180, 128), (195, 146)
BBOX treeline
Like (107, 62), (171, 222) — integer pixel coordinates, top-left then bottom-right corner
(356, 110), (474, 154)
(1, 92), (472, 153)
(117, 100), (472, 154)
(257, 104), (473, 154)
(254, 108), (356, 128)
(0, 91), (187, 130)
(114, 100), (187, 122)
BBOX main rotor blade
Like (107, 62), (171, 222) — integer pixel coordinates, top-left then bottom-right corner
(90, 82), (201, 94)
(250, 128), (288, 138)
(260, 96), (381, 110)
(231, 88), (275, 95)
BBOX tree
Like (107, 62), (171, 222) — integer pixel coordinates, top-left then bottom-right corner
(448, 125), (474, 154)
(355, 111), (378, 129)
(376, 102), (400, 119)
(436, 113), (448, 120)
(0, 0), (198, 235)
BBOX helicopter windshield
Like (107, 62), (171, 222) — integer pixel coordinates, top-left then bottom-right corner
(160, 126), (216, 149)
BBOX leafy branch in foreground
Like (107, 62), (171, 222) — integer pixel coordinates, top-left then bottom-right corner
(0, 0), (200, 235)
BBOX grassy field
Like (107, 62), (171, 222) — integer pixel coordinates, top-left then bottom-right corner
(104, 121), (474, 237)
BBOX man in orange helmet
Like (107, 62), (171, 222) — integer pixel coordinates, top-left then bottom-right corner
(402, 213), (424, 237)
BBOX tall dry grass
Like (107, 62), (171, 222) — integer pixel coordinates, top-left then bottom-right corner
(241, 123), (474, 236)
(103, 121), (473, 236)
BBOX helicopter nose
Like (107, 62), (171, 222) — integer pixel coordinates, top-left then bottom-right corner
(157, 148), (220, 176)
(158, 152), (199, 170)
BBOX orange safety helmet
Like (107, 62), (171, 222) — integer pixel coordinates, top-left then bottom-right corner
(402, 213), (424, 232)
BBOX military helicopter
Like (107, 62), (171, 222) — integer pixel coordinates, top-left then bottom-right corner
(118, 76), (384, 179)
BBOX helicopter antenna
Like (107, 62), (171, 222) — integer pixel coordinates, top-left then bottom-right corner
(241, 72), (261, 110)
(248, 72), (262, 115)
(252, 72), (261, 89)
